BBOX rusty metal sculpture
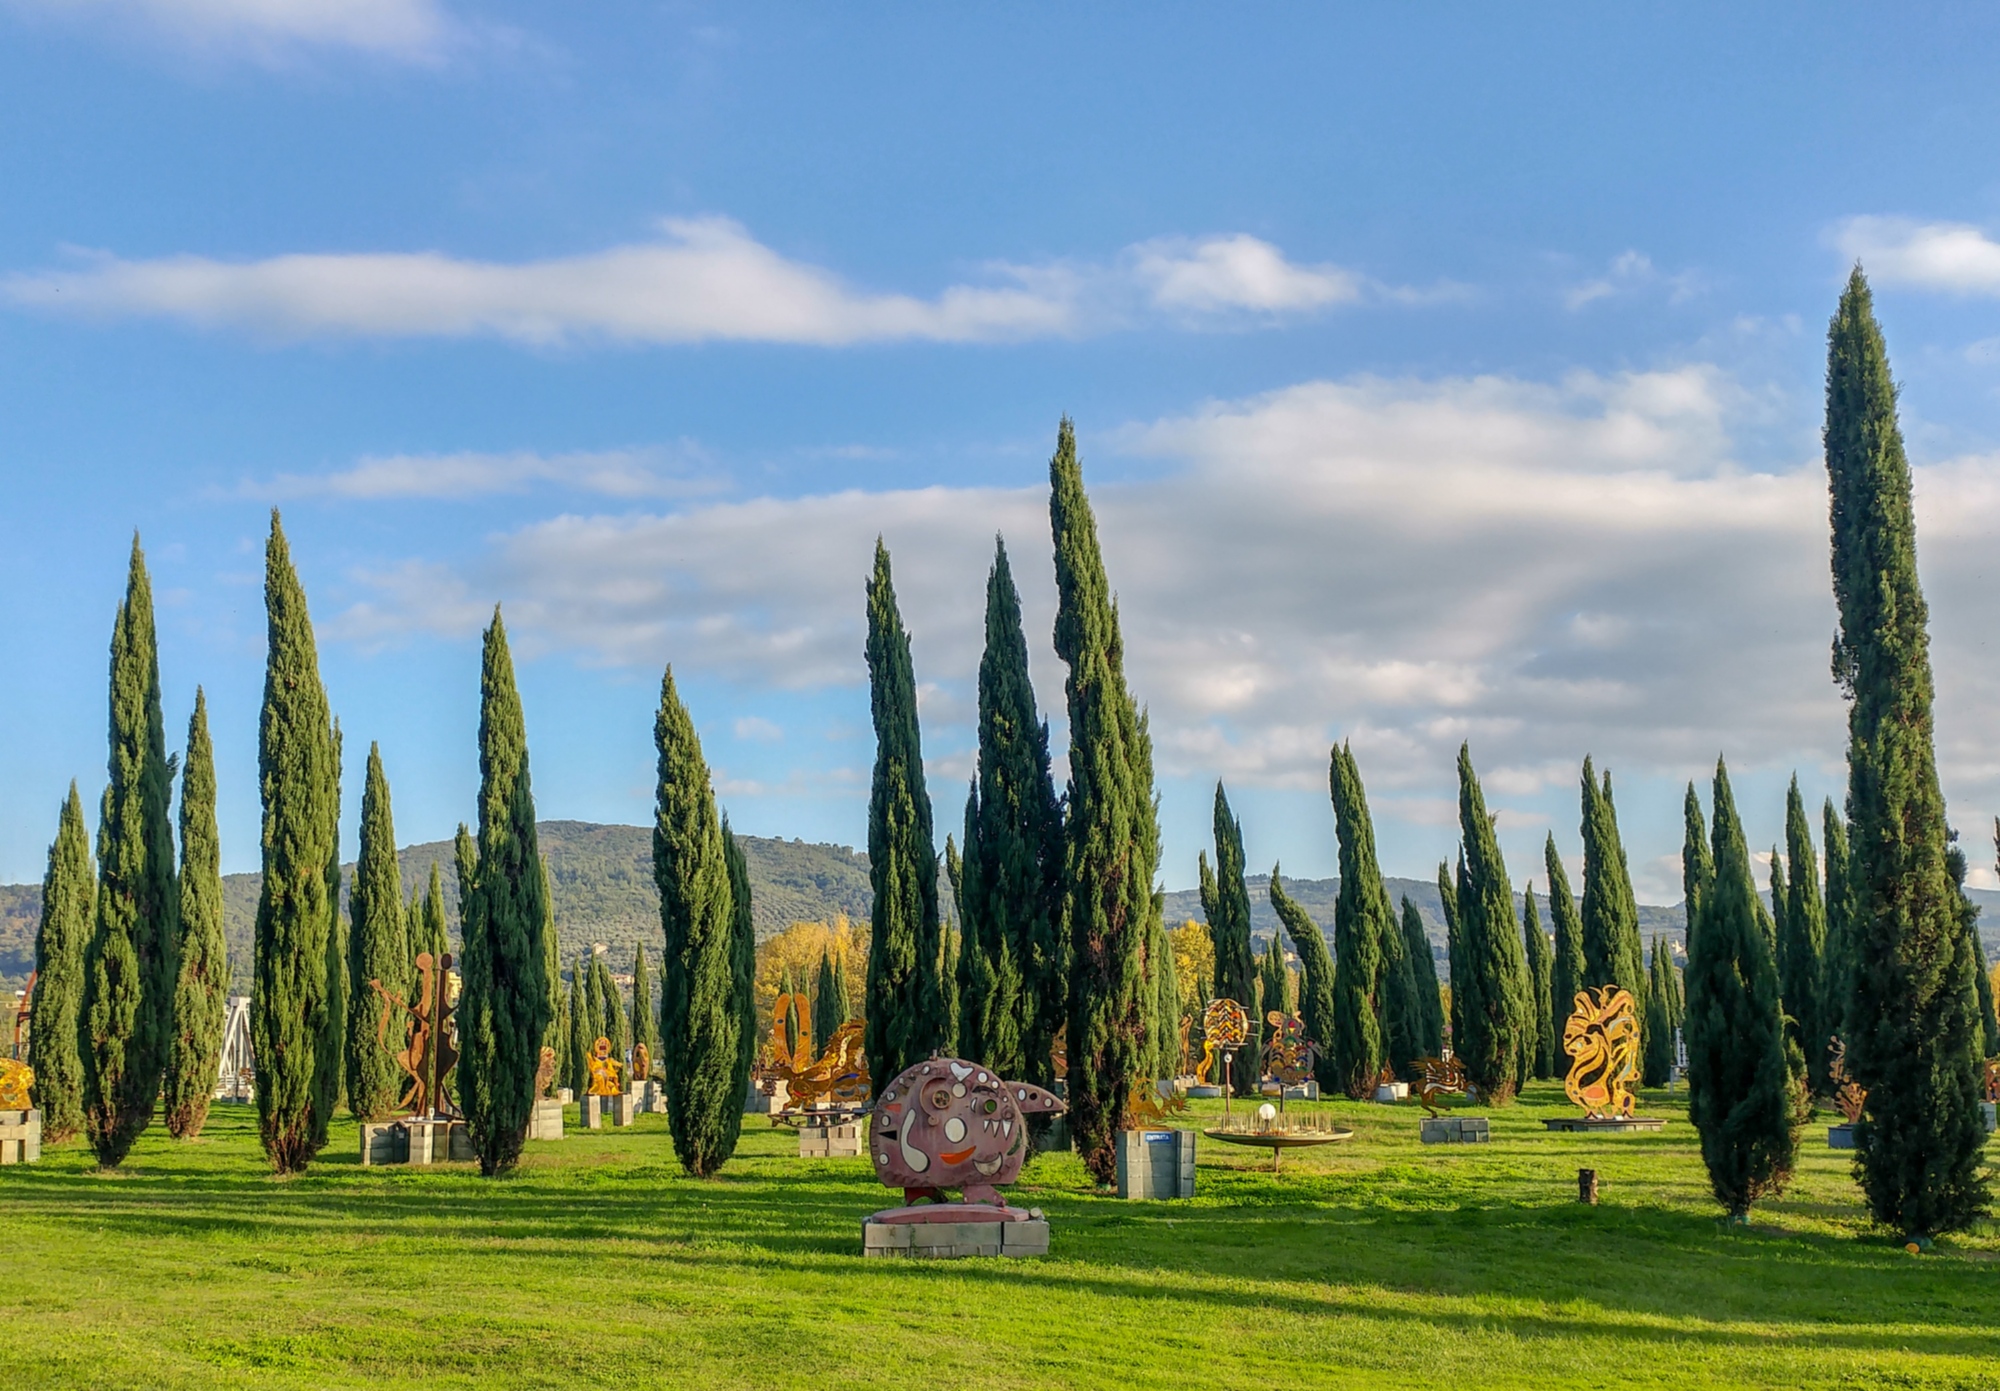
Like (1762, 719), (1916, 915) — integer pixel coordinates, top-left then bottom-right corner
(869, 1056), (1065, 1209)
(1562, 986), (1640, 1119)
(586, 1037), (624, 1096)
(10, 969), (32, 1061)
(769, 989), (812, 1072)
(534, 1045), (557, 1099)
(1984, 1056), (1999, 1105)
(369, 950), (459, 1118)
(1197, 998), (1250, 1090)
(1264, 1011), (1318, 1087)
(1414, 1055), (1467, 1117)
(778, 1019), (871, 1113)
(631, 1042), (652, 1085)
(1125, 1078), (1190, 1127)
(1829, 1037), (1867, 1123)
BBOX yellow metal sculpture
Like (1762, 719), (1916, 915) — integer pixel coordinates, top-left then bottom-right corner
(1125, 1078), (1190, 1127)
(768, 990), (814, 1073)
(586, 1036), (624, 1096)
(0, 1058), (32, 1110)
(1197, 998), (1250, 1087)
(632, 1042), (652, 1085)
(775, 1018), (870, 1111)
(1562, 986), (1640, 1119)
(1413, 1055), (1466, 1117)
(1829, 1037), (1867, 1123)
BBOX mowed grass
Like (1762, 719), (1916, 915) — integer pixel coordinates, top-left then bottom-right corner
(3, 1082), (1996, 1390)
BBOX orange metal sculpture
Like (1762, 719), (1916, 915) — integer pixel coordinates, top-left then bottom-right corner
(777, 1018), (871, 1112)
(1562, 986), (1640, 1119)
(1197, 998), (1250, 1088)
(369, 950), (459, 1118)
(1829, 1037), (1867, 1123)
(1413, 1055), (1467, 1117)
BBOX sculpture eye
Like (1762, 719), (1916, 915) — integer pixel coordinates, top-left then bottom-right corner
(980, 1098), (998, 1115)
(929, 1088), (953, 1109)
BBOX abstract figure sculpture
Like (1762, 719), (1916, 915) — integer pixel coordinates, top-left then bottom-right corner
(773, 1018), (871, 1114)
(586, 1037), (624, 1097)
(869, 1055), (1065, 1208)
(631, 1043), (652, 1085)
(1414, 1055), (1467, 1118)
(1562, 986), (1640, 1119)
(1829, 1037), (1867, 1124)
(370, 950), (459, 1118)
(1264, 1011), (1318, 1087)
(1984, 1057), (1999, 1105)
(1197, 998), (1250, 1091)
(534, 1046), (557, 1099)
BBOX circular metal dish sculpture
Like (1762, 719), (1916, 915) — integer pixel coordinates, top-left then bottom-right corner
(1203, 1110), (1353, 1172)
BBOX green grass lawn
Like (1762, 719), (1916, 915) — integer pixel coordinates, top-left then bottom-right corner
(3, 1082), (1996, 1390)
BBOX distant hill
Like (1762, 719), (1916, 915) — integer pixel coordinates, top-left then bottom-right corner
(6, 820), (1998, 992)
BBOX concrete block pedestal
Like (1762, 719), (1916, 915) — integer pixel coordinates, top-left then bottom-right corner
(1373, 1081), (1410, 1102)
(862, 1214), (1050, 1259)
(1116, 1128), (1196, 1199)
(583, 1093), (635, 1129)
(527, 1097), (565, 1141)
(1980, 1102), (1996, 1135)
(1420, 1116), (1490, 1145)
(799, 1123), (862, 1158)
(0, 1108), (42, 1164)
(360, 1122), (408, 1165)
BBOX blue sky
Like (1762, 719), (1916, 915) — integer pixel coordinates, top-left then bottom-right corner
(5, 4), (2000, 903)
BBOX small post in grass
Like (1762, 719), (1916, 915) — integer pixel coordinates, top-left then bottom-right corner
(1578, 1168), (1599, 1205)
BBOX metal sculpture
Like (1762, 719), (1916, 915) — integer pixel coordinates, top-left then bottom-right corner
(0, 1058), (31, 1110)
(769, 989), (812, 1072)
(1197, 998), (1250, 1090)
(778, 1019), (871, 1113)
(1264, 1011), (1318, 1087)
(869, 1056), (1065, 1207)
(1984, 1057), (1999, 1105)
(1829, 1038), (1867, 1123)
(1204, 1105), (1352, 1172)
(1414, 1055), (1467, 1117)
(10, 969), (33, 1061)
(631, 1042), (652, 1085)
(586, 1037), (624, 1096)
(1124, 1079), (1190, 1127)
(369, 950), (459, 1118)
(534, 1045), (557, 1099)
(1562, 986), (1640, 1119)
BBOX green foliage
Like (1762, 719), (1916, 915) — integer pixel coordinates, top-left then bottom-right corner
(1643, 935), (1676, 1088)
(1780, 777), (1830, 1092)
(1148, 900), (1178, 1077)
(1050, 420), (1159, 1183)
(1437, 861), (1462, 1048)
(1204, 784), (1261, 1087)
(1400, 896), (1446, 1060)
(1819, 802), (1852, 1056)
(631, 941), (659, 1060)
(1544, 833), (1584, 1056)
(1270, 866), (1340, 1094)
(721, 822), (757, 1162)
(29, 783), (93, 1144)
(252, 515), (338, 1175)
(810, 950), (837, 1054)
(1682, 784), (1714, 928)
(1327, 747), (1388, 1097)
(594, 952), (628, 1058)
(861, 540), (946, 1087)
(1257, 929), (1288, 1041)
(1683, 763), (1805, 1218)
(565, 960), (588, 1096)
(831, 953), (850, 1025)
(1579, 759), (1647, 1052)
(1826, 269), (1990, 1236)
(457, 611), (554, 1177)
(312, 720), (345, 1154)
(653, 666), (741, 1178)
(166, 692), (228, 1140)
(1522, 885), (1555, 1081)
(82, 535), (178, 1169)
(344, 743), (408, 1124)
(411, 864), (448, 971)
(1452, 746), (1533, 1105)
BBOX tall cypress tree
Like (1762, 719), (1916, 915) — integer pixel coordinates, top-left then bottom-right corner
(81, 536), (178, 1168)
(1767, 850), (1789, 959)
(1452, 746), (1534, 1104)
(1827, 269), (1989, 1236)
(1271, 866), (1340, 1093)
(457, 610), (554, 1177)
(453, 824), (476, 929)
(1438, 861), (1463, 1049)
(956, 536), (1061, 1086)
(1327, 746), (1388, 1097)
(1400, 896), (1446, 1059)
(1522, 884), (1555, 1081)
(412, 863), (448, 968)
(1545, 834), (1585, 1051)
(1819, 802), (1853, 1057)
(861, 541), (945, 1086)
(595, 952), (628, 1058)
(1051, 420), (1158, 1182)
(631, 942), (659, 1062)
(565, 960), (589, 1096)
(1258, 931), (1289, 1025)
(812, 951), (839, 1056)
(721, 820), (757, 1159)
(345, 742), (408, 1123)
(1149, 902), (1179, 1076)
(539, 857), (562, 1086)
(1684, 763), (1805, 1219)
(313, 719), (346, 1148)
(1205, 785), (1260, 1085)
(1780, 778), (1830, 1092)
(1579, 758), (1647, 1041)
(251, 516), (338, 1174)
(832, 953), (850, 1024)
(29, 784), (93, 1144)
(937, 923), (960, 1056)
(584, 948), (606, 1047)
(1642, 936), (1676, 1087)
(166, 692), (227, 1139)
(653, 666), (741, 1177)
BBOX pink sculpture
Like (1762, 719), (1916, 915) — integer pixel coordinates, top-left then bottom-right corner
(869, 1056), (1065, 1221)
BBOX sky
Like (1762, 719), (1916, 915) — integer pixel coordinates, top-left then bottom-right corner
(4, 4), (2000, 904)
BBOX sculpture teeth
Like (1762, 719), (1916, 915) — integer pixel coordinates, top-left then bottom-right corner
(973, 1156), (1003, 1176)
(1002, 1120), (1012, 1137)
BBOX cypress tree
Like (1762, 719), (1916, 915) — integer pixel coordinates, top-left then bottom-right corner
(344, 742), (408, 1123)
(1271, 866), (1340, 1093)
(937, 922), (960, 1055)
(565, 960), (589, 1096)
(653, 666), (740, 1177)
(453, 824), (476, 929)
(721, 820), (757, 1157)
(833, 954), (850, 1023)
(1767, 849), (1789, 959)
(313, 719), (346, 1147)
(1684, 763), (1805, 1219)
(1327, 746), (1388, 1096)
(1827, 269), (1990, 1236)
(1452, 746), (1534, 1104)
(1149, 901), (1179, 1076)
(1205, 785), (1261, 1085)
(812, 951), (838, 1056)
(165, 692), (227, 1139)
(1579, 758), (1647, 1034)
(1400, 896), (1446, 1058)
(539, 857), (563, 1085)
(1438, 861), (1463, 1049)
(1780, 778), (1830, 1092)
(957, 537), (1062, 1089)
(1375, 886), (1421, 1078)
(1258, 931), (1288, 1028)
(595, 952), (628, 1058)
(252, 515), (338, 1174)
(583, 948), (606, 1047)
(81, 536), (178, 1168)
(29, 784), (93, 1144)
(1642, 936), (1676, 1087)
(1820, 802), (1853, 1055)
(457, 610), (554, 1177)
(1051, 419), (1159, 1182)
(1522, 884), (1555, 1082)
(1545, 834), (1585, 1053)
(632, 942), (659, 1062)
(413, 863), (449, 966)
(861, 541), (945, 1086)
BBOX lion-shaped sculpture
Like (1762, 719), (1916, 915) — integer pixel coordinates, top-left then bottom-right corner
(1562, 986), (1640, 1119)
(869, 1056), (1065, 1209)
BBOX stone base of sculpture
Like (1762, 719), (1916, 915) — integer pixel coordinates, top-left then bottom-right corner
(862, 1204), (1050, 1259)
(527, 1097), (564, 1141)
(584, 1093), (634, 1129)
(1981, 1102), (1996, 1135)
(0, 1108), (41, 1164)
(1827, 1123), (1856, 1149)
(1116, 1128), (1195, 1199)
(799, 1122), (861, 1158)
(1542, 1115), (1664, 1133)
(361, 1118), (472, 1164)
(632, 1082), (668, 1115)
(1185, 1084), (1223, 1099)
(1420, 1116), (1489, 1145)
(1374, 1081), (1410, 1102)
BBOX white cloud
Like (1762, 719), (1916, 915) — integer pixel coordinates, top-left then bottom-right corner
(4, 221), (1390, 347)
(1563, 250), (1702, 311)
(5, 0), (456, 61)
(732, 716), (783, 743)
(1833, 216), (2000, 296)
(244, 447), (716, 501)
